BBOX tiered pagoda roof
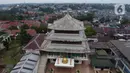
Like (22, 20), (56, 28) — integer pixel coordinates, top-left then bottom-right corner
(41, 14), (90, 53)
(41, 41), (90, 53)
(48, 14), (85, 31)
(46, 33), (86, 41)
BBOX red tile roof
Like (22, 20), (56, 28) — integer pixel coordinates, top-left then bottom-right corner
(27, 29), (37, 36)
(35, 34), (45, 46)
(9, 21), (19, 26)
(11, 30), (20, 36)
(21, 20), (40, 27)
(45, 16), (49, 20)
(0, 20), (9, 23)
(24, 41), (40, 50)
(0, 20), (41, 29)
(4, 29), (37, 36)
(1, 24), (10, 29)
(4, 30), (10, 34)
(23, 34), (45, 50)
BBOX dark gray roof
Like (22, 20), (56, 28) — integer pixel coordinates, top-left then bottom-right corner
(89, 42), (109, 49)
(110, 40), (130, 61)
(93, 27), (104, 33)
(91, 55), (114, 68)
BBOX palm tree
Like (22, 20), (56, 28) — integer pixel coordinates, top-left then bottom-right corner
(0, 31), (11, 50)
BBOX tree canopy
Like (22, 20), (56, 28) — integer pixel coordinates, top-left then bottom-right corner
(39, 7), (54, 13)
(21, 24), (29, 29)
(0, 31), (11, 50)
(8, 26), (18, 30)
(18, 27), (32, 45)
(31, 24), (47, 33)
(85, 26), (96, 36)
(75, 13), (95, 22)
(121, 17), (130, 24)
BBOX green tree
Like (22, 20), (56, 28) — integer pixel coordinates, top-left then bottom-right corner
(0, 32), (11, 50)
(39, 7), (54, 13)
(86, 13), (95, 21)
(85, 26), (96, 36)
(76, 13), (95, 22)
(3, 40), (9, 50)
(121, 18), (130, 24)
(8, 26), (18, 30)
(19, 28), (32, 45)
(21, 24), (29, 29)
(31, 25), (47, 33)
(17, 15), (24, 20)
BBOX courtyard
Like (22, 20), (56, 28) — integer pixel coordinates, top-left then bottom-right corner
(45, 61), (95, 73)
(45, 60), (118, 73)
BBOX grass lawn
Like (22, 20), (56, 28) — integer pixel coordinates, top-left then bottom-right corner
(1, 40), (23, 72)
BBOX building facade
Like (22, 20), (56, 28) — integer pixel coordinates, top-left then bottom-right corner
(11, 14), (91, 73)
(40, 14), (90, 68)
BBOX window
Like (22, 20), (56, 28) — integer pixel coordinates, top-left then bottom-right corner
(75, 60), (79, 63)
(53, 59), (56, 62)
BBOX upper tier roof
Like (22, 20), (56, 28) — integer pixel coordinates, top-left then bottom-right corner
(48, 14), (85, 31)
(46, 33), (86, 41)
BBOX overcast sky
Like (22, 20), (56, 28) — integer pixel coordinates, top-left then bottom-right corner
(0, 0), (129, 4)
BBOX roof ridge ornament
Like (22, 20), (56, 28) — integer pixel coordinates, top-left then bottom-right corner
(64, 14), (72, 19)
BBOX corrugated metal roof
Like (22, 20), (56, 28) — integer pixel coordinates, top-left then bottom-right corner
(10, 51), (40, 73)
(110, 40), (130, 61)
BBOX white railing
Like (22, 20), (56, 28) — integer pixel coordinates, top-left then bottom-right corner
(47, 54), (88, 60)
(46, 30), (54, 37)
(74, 56), (88, 60)
(47, 55), (59, 59)
(54, 33), (79, 36)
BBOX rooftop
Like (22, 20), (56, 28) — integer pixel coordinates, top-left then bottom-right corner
(41, 41), (90, 53)
(45, 61), (94, 73)
(89, 42), (109, 49)
(46, 33), (86, 41)
(110, 40), (130, 61)
(10, 51), (40, 73)
(48, 14), (85, 31)
(91, 56), (114, 68)
(23, 34), (45, 50)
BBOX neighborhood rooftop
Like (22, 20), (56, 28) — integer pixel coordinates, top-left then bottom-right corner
(110, 40), (130, 61)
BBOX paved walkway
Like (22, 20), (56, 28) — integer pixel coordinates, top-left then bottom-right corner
(45, 61), (95, 73)
(38, 55), (48, 73)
